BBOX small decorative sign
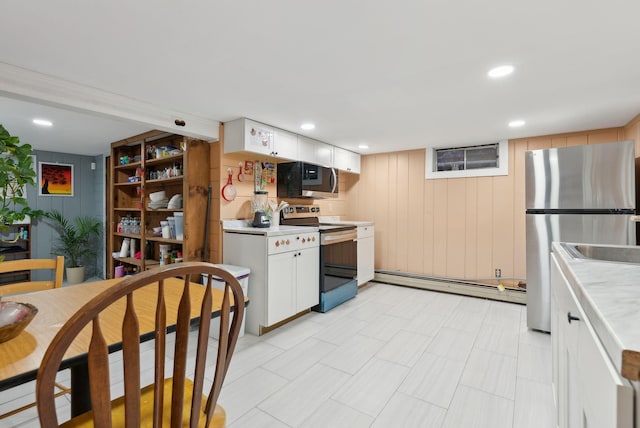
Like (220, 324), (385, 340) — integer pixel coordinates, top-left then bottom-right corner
(244, 160), (254, 175)
(39, 162), (74, 196)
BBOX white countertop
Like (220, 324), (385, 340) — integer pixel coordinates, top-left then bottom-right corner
(552, 242), (640, 379)
(318, 217), (374, 227)
(222, 220), (318, 236)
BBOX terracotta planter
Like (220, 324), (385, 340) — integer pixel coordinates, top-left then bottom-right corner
(66, 266), (85, 285)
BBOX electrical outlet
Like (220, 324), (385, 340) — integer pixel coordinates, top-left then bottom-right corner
(495, 268), (502, 278)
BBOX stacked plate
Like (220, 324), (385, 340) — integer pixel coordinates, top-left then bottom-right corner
(148, 199), (168, 209)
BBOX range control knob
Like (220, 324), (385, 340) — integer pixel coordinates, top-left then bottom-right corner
(301, 238), (306, 243)
(275, 241), (280, 247)
(286, 239), (290, 245)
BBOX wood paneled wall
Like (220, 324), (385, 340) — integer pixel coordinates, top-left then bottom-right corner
(624, 114), (640, 152)
(210, 121), (637, 278)
(344, 127), (628, 282)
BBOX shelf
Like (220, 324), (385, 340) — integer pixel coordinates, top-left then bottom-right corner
(114, 207), (142, 212)
(114, 181), (143, 187)
(146, 236), (183, 244)
(146, 153), (184, 166)
(114, 232), (142, 239)
(145, 208), (183, 213)
(114, 161), (142, 170)
(0, 250), (30, 256)
(145, 176), (183, 185)
(0, 239), (29, 245)
(113, 257), (143, 267)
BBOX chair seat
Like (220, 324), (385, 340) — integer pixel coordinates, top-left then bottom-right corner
(61, 378), (226, 428)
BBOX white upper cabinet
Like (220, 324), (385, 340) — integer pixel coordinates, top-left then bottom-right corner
(272, 128), (298, 160)
(224, 118), (360, 174)
(315, 141), (334, 167)
(298, 136), (317, 164)
(224, 118), (274, 156)
(225, 118), (296, 159)
(334, 147), (361, 173)
(298, 136), (333, 167)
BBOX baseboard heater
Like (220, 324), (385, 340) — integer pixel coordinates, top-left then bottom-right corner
(372, 271), (526, 305)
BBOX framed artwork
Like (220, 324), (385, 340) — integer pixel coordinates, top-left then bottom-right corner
(39, 162), (74, 196)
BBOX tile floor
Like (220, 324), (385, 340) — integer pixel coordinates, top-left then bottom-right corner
(0, 282), (555, 427)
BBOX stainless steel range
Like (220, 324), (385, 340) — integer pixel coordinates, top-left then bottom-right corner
(281, 205), (358, 312)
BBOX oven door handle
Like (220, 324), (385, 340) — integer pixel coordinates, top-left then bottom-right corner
(321, 230), (357, 245)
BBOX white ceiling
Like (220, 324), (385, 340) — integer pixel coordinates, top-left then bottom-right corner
(1, 0), (639, 156)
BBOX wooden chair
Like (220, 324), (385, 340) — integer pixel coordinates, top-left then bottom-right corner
(0, 256), (64, 296)
(0, 256), (67, 420)
(36, 262), (245, 428)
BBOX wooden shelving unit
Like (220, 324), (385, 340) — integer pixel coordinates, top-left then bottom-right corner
(0, 223), (31, 285)
(108, 131), (210, 278)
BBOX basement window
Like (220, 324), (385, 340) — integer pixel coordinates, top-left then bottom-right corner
(425, 141), (508, 179)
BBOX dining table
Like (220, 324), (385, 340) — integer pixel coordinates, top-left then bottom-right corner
(0, 275), (246, 417)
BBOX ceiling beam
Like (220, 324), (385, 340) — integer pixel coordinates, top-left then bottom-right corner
(0, 62), (219, 141)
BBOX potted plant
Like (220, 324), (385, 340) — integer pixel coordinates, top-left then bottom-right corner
(45, 210), (102, 284)
(0, 125), (43, 262)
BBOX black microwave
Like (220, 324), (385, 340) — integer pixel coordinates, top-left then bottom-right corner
(277, 162), (338, 198)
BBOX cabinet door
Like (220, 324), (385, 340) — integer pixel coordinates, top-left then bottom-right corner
(267, 251), (296, 325)
(334, 147), (361, 173)
(298, 136), (317, 164)
(273, 128), (298, 160)
(552, 255), (581, 428)
(244, 120), (274, 156)
(563, 297), (581, 428)
(357, 235), (375, 285)
(315, 141), (334, 167)
(296, 246), (319, 311)
(550, 265), (560, 414)
(578, 316), (634, 428)
(357, 226), (375, 285)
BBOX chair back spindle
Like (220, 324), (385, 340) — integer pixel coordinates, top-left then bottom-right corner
(36, 262), (245, 428)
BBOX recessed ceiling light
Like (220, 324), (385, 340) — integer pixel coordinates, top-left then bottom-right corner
(300, 123), (315, 130)
(488, 65), (514, 78)
(509, 119), (526, 128)
(33, 118), (53, 127)
(358, 144), (369, 149)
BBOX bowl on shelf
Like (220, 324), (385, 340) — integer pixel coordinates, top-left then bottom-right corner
(149, 190), (166, 202)
(152, 226), (162, 236)
(0, 301), (38, 343)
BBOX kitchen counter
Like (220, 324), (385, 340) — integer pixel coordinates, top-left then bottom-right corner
(222, 220), (318, 237)
(552, 241), (640, 381)
(317, 217), (374, 227)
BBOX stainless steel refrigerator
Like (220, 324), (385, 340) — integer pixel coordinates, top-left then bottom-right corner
(525, 140), (636, 332)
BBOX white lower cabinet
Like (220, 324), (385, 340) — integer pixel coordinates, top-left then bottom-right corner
(551, 254), (634, 428)
(266, 245), (319, 325)
(357, 225), (374, 285)
(223, 230), (319, 335)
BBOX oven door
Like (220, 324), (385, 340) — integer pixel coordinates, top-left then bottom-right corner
(320, 229), (357, 292)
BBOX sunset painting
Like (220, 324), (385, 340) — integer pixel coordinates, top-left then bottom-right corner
(39, 162), (74, 196)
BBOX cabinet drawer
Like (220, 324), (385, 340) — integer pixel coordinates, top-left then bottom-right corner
(357, 225), (374, 239)
(267, 233), (319, 255)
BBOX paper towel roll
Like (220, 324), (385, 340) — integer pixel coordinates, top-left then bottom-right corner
(120, 238), (130, 257)
(129, 238), (136, 258)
